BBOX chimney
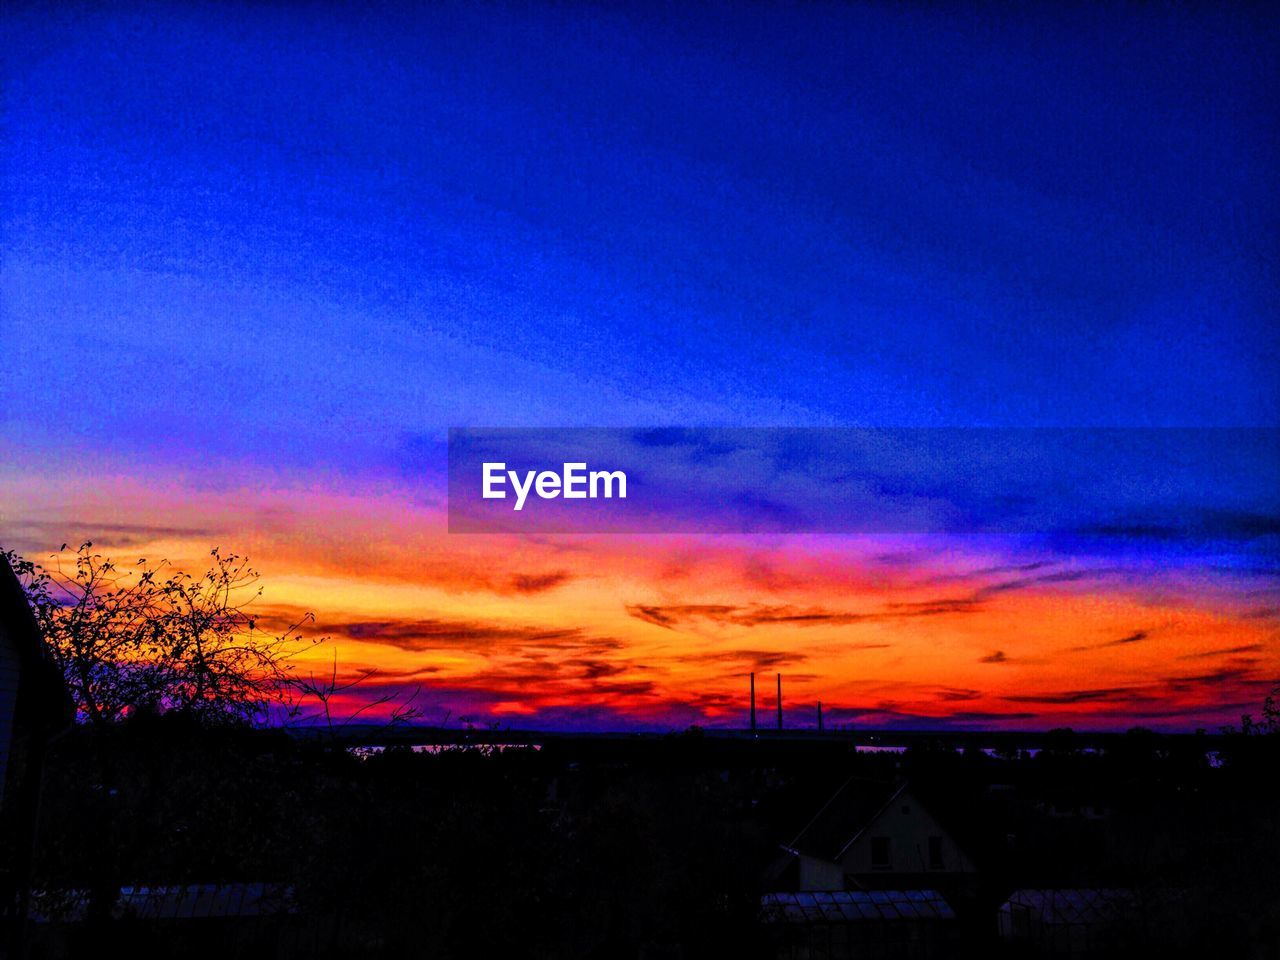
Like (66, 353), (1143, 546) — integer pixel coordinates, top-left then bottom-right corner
(749, 672), (757, 733)
(776, 673), (783, 731)
(818, 700), (824, 733)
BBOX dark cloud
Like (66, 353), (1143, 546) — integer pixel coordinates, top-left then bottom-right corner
(977, 560), (1055, 576)
(278, 610), (626, 659)
(625, 604), (739, 628)
(1163, 668), (1262, 689)
(1241, 607), (1278, 620)
(1080, 510), (1280, 541)
(1072, 629), (1151, 652)
(972, 569), (1098, 599)
(1177, 644), (1265, 660)
(1004, 687), (1135, 704)
(883, 598), (982, 616)
(1, 522), (223, 553)
(728, 605), (857, 626)
(626, 563), (1121, 637)
(935, 688), (982, 702)
(508, 571), (573, 594)
(678, 648), (810, 670)
(1078, 523), (1183, 540)
(1107, 630), (1148, 646)
(1205, 511), (1280, 538)
(625, 597), (981, 630)
(923, 560), (1056, 585)
(564, 658), (632, 680)
(1124, 701), (1263, 721)
(816, 704), (1041, 727)
(980, 651), (1008, 664)
(331, 618), (589, 651)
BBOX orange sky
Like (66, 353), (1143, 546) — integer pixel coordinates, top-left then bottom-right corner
(4, 456), (1275, 732)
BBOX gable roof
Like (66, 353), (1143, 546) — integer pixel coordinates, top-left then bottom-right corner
(0, 553), (72, 722)
(786, 778), (908, 861)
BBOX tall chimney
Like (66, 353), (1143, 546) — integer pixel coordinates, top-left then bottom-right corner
(818, 700), (824, 733)
(749, 672), (757, 733)
(776, 673), (783, 731)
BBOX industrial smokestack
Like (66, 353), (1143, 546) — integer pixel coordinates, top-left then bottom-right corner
(818, 700), (824, 733)
(750, 672), (757, 733)
(776, 673), (783, 731)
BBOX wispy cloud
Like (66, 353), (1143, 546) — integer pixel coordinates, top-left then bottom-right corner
(508, 571), (573, 594)
(1071, 629), (1151, 652)
(1176, 644), (1266, 660)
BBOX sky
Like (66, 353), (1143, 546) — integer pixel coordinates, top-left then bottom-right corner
(2, 2), (1277, 731)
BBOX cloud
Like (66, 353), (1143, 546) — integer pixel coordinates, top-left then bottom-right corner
(564, 658), (633, 680)
(922, 559), (1057, 585)
(625, 564), (1121, 637)
(624, 597), (982, 631)
(935, 688), (982, 702)
(883, 598), (982, 616)
(1079, 510), (1280, 541)
(972, 569), (1099, 599)
(1162, 668), (1262, 689)
(263, 607), (625, 659)
(1107, 630), (1148, 646)
(1001, 666), (1274, 709)
(508, 570), (573, 594)
(625, 604), (742, 629)
(1072, 629), (1151, 652)
(1241, 607), (1278, 620)
(329, 618), (594, 651)
(678, 648), (810, 670)
(728, 605), (864, 626)
(1176, 644), (1265, 660)
(980, 651), (1008, 664)
(2, 521), (223, 553)
(1003, 687), (1135, 704)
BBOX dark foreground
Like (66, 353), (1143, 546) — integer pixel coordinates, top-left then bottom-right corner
(3, 718), (1278, 959)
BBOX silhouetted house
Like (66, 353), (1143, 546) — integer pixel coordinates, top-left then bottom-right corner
(761, 890), (958, 960)
(778, 779), (976, 892)
(0, 554), (72, 902)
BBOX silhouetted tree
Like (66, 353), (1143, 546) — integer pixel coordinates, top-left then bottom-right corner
(287, 650), (424, 736)
(4, 543), (319, 728)
(1237, 683), (1280, 736)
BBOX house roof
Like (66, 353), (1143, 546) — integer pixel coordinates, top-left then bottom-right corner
(761, 890), (955, 924)
(786, 778), (907, 861)
(0, 553), (73, 723)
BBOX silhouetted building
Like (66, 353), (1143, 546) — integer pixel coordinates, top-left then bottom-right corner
(0, 554), (72, 916)
(761, 890), (958, 960)
(777, 779), (976, 892)
(998, 889), (1143, 957)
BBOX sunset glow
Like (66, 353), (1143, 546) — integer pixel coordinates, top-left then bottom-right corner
(2, 453), (1273, 731)
(3, 3), (1276, 732)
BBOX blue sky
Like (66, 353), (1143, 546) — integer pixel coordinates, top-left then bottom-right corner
(4, 2), (1277, 485)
